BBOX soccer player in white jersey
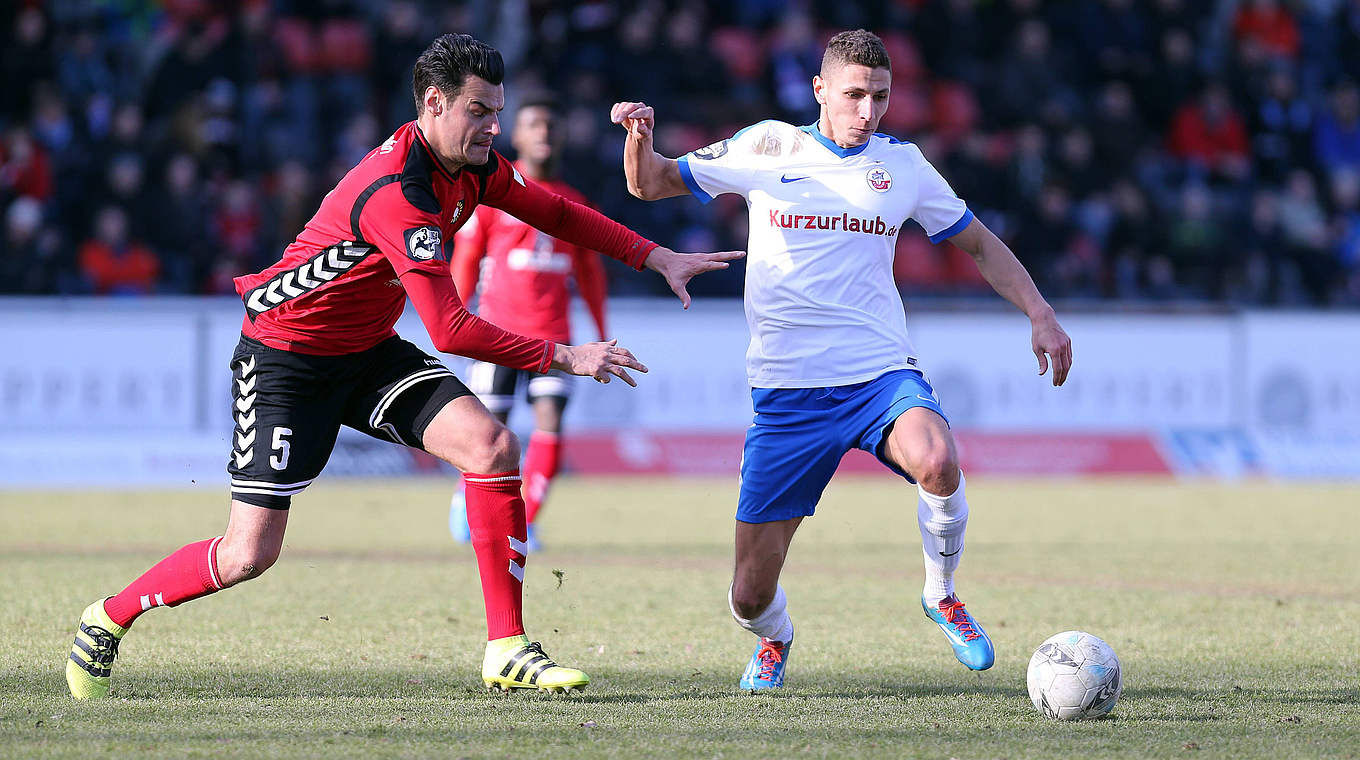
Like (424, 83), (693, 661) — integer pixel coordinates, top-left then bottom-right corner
(611, 29), (1073, 690)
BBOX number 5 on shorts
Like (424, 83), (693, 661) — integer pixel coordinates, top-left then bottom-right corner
(270, 427), (292, 471)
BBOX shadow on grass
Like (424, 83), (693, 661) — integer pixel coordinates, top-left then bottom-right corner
(578, 679), (1026, 704)
(14, 665), (1021, 703)
(14, 662), (1358, 712)
(1117, 685), (1360, 721)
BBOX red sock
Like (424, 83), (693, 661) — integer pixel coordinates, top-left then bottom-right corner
(463, 470), (527, 640)
(522, 431), (562, 524)
(103, 537), (225, 628)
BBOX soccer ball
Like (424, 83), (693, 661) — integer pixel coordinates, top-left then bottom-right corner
(1026, 631), (1122, 720)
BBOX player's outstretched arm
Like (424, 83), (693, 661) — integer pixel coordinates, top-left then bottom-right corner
(642, 246), (744, 309)
(611, 101), (690, 201)
(484, 160), (742, 308)
(551, 339), (648, 386)
(402, 267), (555, 372)
(405, 269), (648, 386)
(950, 217), (1074, 386)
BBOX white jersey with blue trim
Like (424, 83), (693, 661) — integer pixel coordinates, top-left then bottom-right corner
(678, 120), (973, 388)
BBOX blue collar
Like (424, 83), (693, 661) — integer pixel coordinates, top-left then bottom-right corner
(800, 121), (871, 158)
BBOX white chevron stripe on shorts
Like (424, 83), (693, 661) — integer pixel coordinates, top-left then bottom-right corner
(233, 355), (259, 462)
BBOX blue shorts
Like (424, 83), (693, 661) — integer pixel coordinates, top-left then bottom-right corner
(736, 368), (948, 524)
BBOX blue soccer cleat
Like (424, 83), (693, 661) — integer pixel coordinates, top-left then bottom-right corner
(449, 488), (471, 543)
(922, 594), (994, 670)
(739, 631), (793, 691)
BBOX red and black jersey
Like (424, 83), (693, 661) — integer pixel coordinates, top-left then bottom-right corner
(453, 167), (608, 345)
(233, 122), (654, 371)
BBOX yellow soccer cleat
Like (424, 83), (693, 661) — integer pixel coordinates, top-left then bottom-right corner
(65, 598), (128, 700)
(481, 635), (589, 693)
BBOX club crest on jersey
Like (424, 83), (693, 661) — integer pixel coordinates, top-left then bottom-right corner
(449, 199), (465, 225)
(866, 166), (892, 192)
(403, 225), (444, 262)
(693, 139), (729, 160)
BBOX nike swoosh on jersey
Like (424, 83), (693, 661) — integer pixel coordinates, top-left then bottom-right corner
(780, 174), (809, 183)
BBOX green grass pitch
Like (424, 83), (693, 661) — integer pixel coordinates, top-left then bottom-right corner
(3, 476), (1358, 758)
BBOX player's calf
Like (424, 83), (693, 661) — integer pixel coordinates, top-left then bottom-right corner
(214, 539), (281, 587)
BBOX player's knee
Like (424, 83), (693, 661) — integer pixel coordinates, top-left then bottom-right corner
(466, 425), (520, 473)
(216, 541), (281, 587)
(915, 446), (960, 495)
(730, 582), (776, 619)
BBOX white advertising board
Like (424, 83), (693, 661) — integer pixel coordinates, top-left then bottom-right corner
(0, 302), (202, 431)
(1240, 312), (1360, 437)
(0, 298), (1356, 484)
(907, 312), (1237, 431)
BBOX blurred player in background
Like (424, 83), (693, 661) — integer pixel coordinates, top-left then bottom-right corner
(448, 93), (609, 552)
(65, 33), (740, 701)
(614, 29), (1072, 690)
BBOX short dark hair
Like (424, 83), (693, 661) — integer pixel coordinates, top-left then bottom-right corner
(821, 29), (891, 74)
(516, 90), (561, 116)
(412, 34), (504, 115)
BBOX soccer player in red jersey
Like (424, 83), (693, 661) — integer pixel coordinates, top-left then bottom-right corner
(447, 93), (606, 551)
(65, 34), (741, 699)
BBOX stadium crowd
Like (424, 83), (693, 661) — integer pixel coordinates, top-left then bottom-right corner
(2, 0), (1360, 305)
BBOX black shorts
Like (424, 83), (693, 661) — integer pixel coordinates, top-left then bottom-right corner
(226, 334), (472, 509)
(466, 360), (572, 415)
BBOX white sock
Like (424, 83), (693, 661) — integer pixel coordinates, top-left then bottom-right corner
(918, 472), (969, 606)
(729, 583), (794, 643)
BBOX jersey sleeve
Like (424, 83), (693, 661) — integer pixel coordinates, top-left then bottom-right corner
(481, 154), (655, 270)
(910, 148), (974, 244)
(401, 267), (554, 373)
(675, 123), (767, 204)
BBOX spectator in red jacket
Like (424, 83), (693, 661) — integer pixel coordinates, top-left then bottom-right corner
(0, 127), (53, 201)
(1168, 83), (1251, 180)
(78, 206), (160, 294)
(1232, 0), (1300, 60)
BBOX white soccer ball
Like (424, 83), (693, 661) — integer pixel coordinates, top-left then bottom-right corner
(1026, 631), (1122, 720)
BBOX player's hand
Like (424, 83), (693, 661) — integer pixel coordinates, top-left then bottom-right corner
(610, 101), (655, 140)
(1031, 310), (1073, 386)
(553, 340), (648, 386)
(644, 246), (745, 309)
